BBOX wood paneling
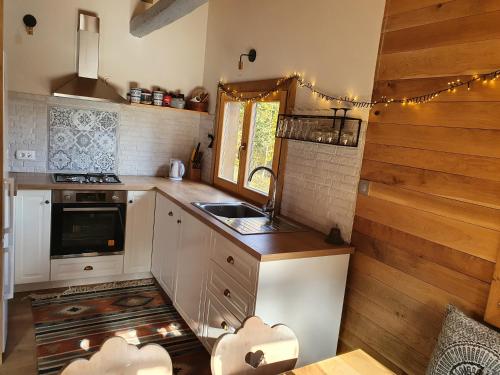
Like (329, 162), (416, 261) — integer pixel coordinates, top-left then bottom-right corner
(364, 143), (500, 182)
(485, 250), (500, 327)
(384, 0), (454, 17)
(365, 182), (500, 231)
(353, 217), (495, 283)
(372, 102), (500, 130)
(340, 0), (500, 372)
(342, 307), (428, 375)
(357, 195), (498, 262)
(383, 11), (500, 54)
(366, 123), (500, 158)
(351, 231), (490, 309)
(378, 39), (500, 80)
(385, 0), (500, 31)
(374, 76), (500, 102)
(360, 160), (500, 209)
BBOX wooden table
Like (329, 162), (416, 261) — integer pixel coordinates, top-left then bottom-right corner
(284, 350), (395, 375)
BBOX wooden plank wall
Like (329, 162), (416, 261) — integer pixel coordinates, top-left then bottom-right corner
(338, 1), (500, 373)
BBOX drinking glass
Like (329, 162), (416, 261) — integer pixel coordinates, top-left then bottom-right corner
(340, 132), (354, 146)
(276, 118), (285, 137)
(296, 119), (306, 140)
(286, 118), (296, 139)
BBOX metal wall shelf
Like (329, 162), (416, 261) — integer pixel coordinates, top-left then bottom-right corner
(275, 112), (362, 148)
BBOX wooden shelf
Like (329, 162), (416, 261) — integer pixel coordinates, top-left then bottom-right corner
(129, 103), (209, 116)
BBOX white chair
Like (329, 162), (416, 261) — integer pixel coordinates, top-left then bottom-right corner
(60, 336), (173, 375)
(211, 316), (299, 375)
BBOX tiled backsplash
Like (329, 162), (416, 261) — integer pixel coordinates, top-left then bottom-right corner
(280, 132), (365, 241)
(7, 91), (202, 176)
(119, 104), (200, 176)
(48, 106), (119, 172)
(9, 91), (364, 241)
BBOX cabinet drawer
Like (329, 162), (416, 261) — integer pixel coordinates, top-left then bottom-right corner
(51, 255), (124, 281)
(207, 261), (255, 321)
(202, 290), (241, 351)
(211, 233), (258, 294)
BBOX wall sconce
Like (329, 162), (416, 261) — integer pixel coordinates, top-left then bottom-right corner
(238, 49), (257, 70)
(23, 14), (37, 35)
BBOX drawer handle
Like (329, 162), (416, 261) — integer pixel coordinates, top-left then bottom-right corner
(84, 265), (93, 271)
(221, 321), (229, 331)
(226, 256), (234, 265)
(168, 211), (173, 216)
(223, 289), (231, 298)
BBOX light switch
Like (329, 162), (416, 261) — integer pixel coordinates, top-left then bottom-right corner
(358, 179), (370, 195)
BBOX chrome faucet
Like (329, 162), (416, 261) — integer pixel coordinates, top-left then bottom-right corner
(248, 166), (278, 220)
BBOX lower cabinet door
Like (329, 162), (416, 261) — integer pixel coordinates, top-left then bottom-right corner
(14, 190), (51, 284)
(124, 191), (156, 274)
(152, 194), (180, 298)
(159, 198), (180, 297)
(150, 195), (163, 282)
(174, 211), (211, 335)
(201, 290), (241, 350)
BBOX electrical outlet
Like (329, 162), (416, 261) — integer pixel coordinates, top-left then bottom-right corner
(16, 150), (36, 160)
(358, 179), (370, 195)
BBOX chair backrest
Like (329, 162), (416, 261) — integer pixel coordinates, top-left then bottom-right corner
(60, 336), (173, 375)
(211, 316), (299, 375)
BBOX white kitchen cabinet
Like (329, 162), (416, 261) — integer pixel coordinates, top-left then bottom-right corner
(201, 231), (350, 367)
(14, 190), (51, 284)
(152, 194), (180, 297)
(174, 210), (211, 336)
(152, 194), (211, 335)
(124, 191), (156, 274)
(150, 197), (350, 367)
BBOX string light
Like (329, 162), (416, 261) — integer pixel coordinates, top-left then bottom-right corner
(217, 69), (500, 108)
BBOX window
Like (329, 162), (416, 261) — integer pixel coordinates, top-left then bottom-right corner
(214, 83), (290, 204)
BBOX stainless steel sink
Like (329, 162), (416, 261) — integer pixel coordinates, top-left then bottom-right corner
(196, 202), (266, 219)
(192, 202), (305, 235)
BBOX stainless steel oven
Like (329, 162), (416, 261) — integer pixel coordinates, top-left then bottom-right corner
(50, 190), (127, 258)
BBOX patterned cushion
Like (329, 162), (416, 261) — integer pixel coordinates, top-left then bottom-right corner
(426, 305), (500, 375)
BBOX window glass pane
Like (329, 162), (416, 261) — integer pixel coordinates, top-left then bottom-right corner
(218, 101), (245, 183)
(245, 101), (280, 194)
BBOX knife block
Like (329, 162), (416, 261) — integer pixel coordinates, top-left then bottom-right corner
(188, 161), (201, 182)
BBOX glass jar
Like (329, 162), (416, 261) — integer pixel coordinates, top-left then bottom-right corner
(339, 131), (354, 146)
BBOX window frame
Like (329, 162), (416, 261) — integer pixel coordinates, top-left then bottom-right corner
(212, 78), (296, 206)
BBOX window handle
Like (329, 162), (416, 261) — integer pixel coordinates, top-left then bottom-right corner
(239, 142), (247, 154)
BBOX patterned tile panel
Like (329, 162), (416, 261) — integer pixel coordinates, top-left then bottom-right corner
(48, 106), (118, 172)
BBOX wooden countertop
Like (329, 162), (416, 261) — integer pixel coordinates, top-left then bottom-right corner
(284, 350), (395, 375)
(10, 173), (354, 262)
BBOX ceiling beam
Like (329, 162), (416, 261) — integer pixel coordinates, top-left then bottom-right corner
(131, 0), (208, 38)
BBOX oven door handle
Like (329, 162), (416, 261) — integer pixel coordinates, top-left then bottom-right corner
(62, 207), (119, 212)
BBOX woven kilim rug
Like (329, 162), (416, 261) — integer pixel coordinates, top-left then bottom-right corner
(31, 279), (209, 375)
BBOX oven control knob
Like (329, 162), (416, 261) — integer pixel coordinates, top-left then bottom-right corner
(112, 195), (119, 201)
(64, 195), (71, 201)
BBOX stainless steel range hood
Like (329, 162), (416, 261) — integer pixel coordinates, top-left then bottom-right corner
(53, 13), (127, 104)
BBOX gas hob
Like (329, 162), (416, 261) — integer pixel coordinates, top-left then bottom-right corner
(52, 173), (122, 184)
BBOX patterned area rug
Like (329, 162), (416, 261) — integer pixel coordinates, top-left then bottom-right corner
(31, 280), (209, 375)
